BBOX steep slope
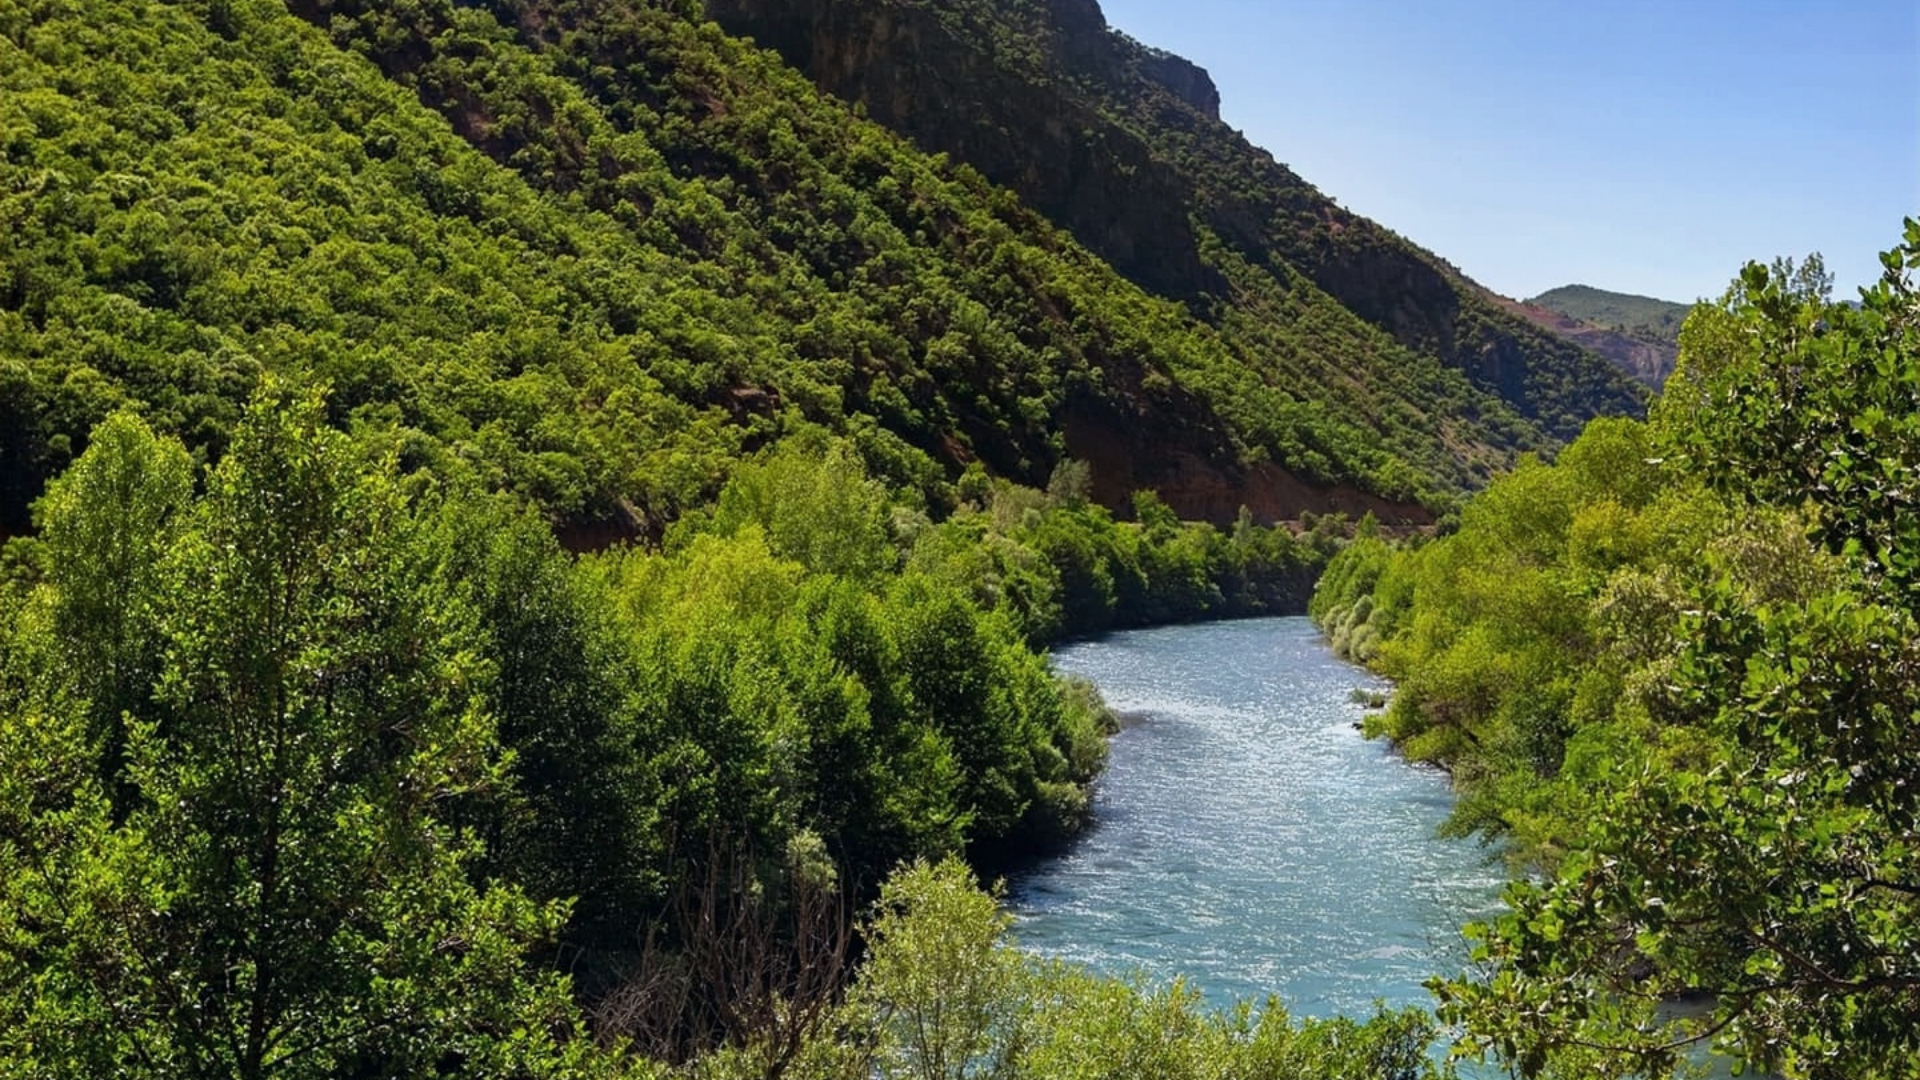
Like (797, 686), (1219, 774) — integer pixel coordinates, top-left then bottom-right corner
(0, 0), (1569, 540)
(284, 0), (1515, 517)
(702, 0), (1649, 441)
(302, 0), (1597, 506)
(1492, 296), (1679, 388)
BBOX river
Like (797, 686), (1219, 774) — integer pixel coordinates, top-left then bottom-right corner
(1008, 616), (1507, 1017)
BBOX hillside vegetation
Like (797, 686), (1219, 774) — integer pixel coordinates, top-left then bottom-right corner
(1521, 283), (1693, 384)
(705, 0), (1648, 443)
(1, 0), (1646, 547)
(1528, 283), (1694, 344)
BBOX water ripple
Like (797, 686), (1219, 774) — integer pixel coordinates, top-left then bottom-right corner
(1007, 617), (1507, 1017)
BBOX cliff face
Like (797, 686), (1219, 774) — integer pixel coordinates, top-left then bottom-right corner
(1139, 50), (1221, 121)
(708, 0), (1221, 302)
(703, 0), (1646, 436)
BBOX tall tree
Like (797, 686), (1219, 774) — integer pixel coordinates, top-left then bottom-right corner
(33, 410), (193, 810)
(0, 384), (593, 1078)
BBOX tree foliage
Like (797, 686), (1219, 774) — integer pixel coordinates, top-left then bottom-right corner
(1318, 222), (1920, 1077)
(0, 387), (596, 1078)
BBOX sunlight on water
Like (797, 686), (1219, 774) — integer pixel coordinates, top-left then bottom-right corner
(1007, 617), (1508, 1018)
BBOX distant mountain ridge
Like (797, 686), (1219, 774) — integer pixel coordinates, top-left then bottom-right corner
(1491, 299), (1672, 389)
(1518, 285), (1693, 388)
(1528, 284), (1692, 342)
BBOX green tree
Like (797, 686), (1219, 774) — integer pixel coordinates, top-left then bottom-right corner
(1436, 580), (1920, 1079)
(0, 385), (592, 1078)
(33, 410), (193, 806)
(430, 495), (652, 961)
(1433, 226), (1920, 1079)
(888, 578), (1035, 843)
(1660, 229), (1920, 604)
(848, 858), (1032, 1080)
(704, 438), (900, 581)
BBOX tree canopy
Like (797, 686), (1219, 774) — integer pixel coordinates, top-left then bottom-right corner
(1316, 222), (1920, 1077)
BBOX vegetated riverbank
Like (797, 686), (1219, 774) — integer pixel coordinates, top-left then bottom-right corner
(967, 504), (1387, 870)
(1, 388), (1401, 1075)
(1299, 237), (1920, 1076)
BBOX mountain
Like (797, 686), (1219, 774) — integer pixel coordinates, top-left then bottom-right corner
(701, 0), (1648, 436)
(1520, 282), (1689, 386)
(1522, 284), (1693, 385)
(1493, 296), (1680, 388)
(1528, 284), (1693, 344)
(0, 0), (1643, 546)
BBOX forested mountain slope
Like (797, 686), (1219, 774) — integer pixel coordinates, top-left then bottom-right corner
(3, 0), (1650, 545)
(1529, 283), (1692, 344)
(703, 0), (1649, 440)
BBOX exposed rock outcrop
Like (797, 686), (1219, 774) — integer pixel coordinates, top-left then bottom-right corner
(1060, 392), (1433, 527)
(1492, 297), (1679, 388)
(1139, 49), (1220, 121)
(707, 0), (1222, 302)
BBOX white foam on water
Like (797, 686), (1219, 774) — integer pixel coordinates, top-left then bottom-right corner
(1009, 617), (1506, 1018)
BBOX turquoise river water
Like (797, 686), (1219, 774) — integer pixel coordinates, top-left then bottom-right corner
(1008, 616), (1508, 1017)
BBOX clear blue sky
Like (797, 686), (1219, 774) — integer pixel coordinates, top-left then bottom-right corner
(1096, 0), (1918, 303)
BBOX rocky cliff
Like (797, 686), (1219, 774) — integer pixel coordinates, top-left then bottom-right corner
(1493, 297), (1679, 388)
(705, 0), (1222, 303)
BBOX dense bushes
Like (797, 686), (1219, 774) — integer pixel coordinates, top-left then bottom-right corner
(909, 477), (1330, 646)
(0, 0), (1637, 544)
(1316, 228), (1920, 1077)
